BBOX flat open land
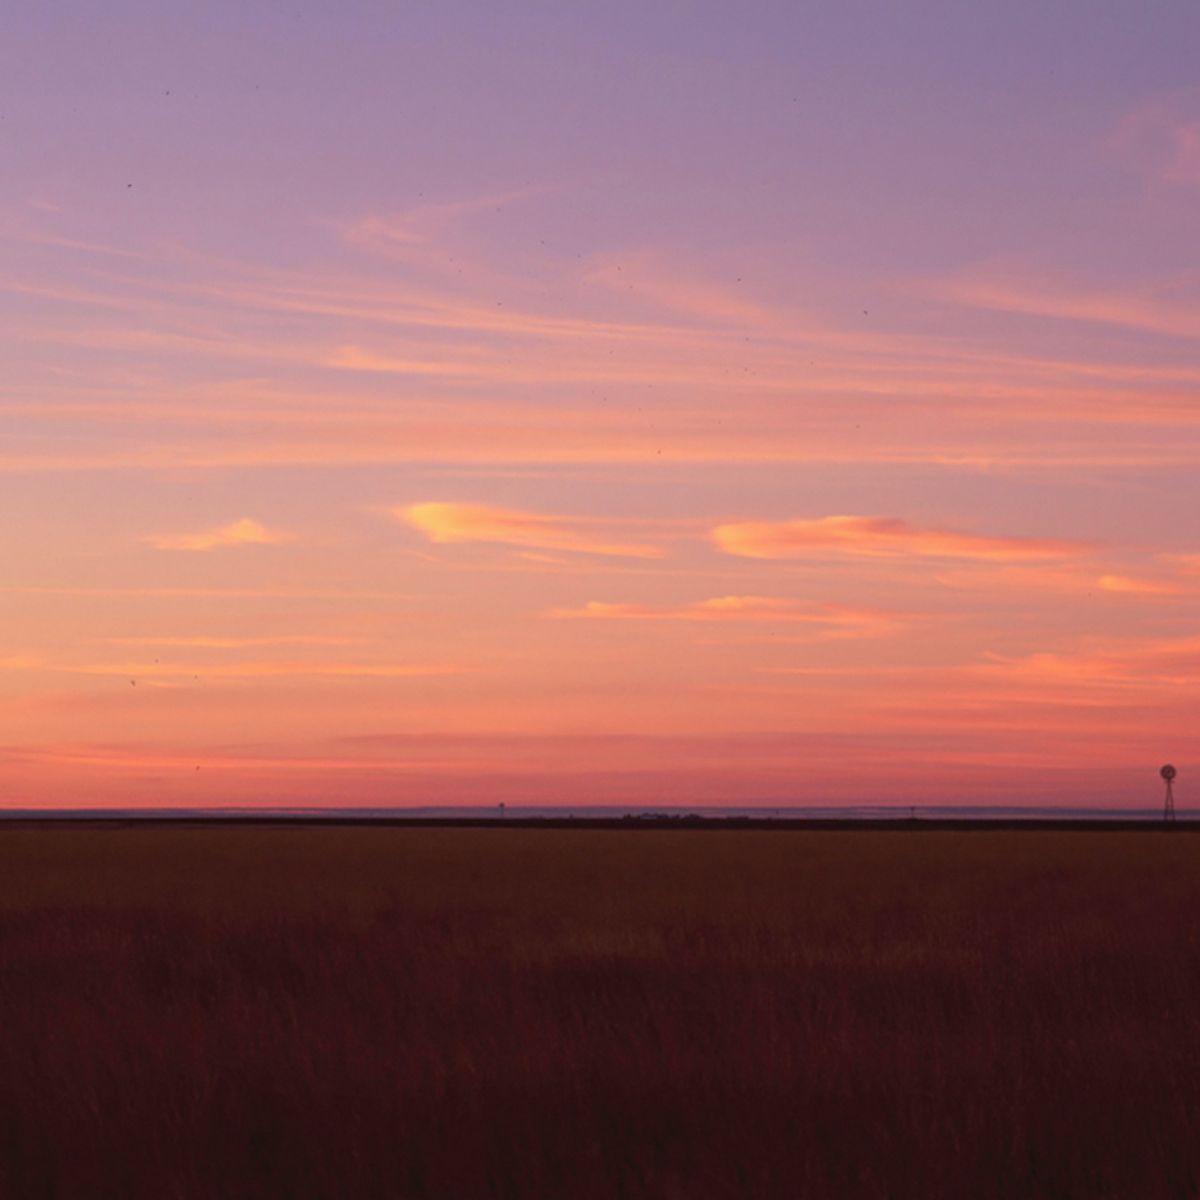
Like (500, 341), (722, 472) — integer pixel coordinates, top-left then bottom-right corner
(2, 824), (1199, 1199)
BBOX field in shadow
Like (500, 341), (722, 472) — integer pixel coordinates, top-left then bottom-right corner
(1, 825), (1198, 1198)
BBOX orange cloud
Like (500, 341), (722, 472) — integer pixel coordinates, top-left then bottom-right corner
(1166, 553), (1200, 575)
(1, 585), (414, 600)
(1096, 574), (1182, 596)
(0, 655), (41, 670)
(933, 565), (1184, 597)
(100, 635), (363, 649)
(399, 502), (662, 558)
(145, 517), (291, 552)
(548, 596), (902, 637)
(979, 633), (1200, 689)
(56, 660), (466, 680)
(713, 515), (1090, 562)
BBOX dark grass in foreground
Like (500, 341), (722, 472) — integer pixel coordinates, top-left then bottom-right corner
(1, 827), (1199, 1199)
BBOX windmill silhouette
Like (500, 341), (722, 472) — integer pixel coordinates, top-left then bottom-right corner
(1160, 764), (1177, 823)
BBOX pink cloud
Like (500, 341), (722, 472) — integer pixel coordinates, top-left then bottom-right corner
(1110, 94), (1200, 187)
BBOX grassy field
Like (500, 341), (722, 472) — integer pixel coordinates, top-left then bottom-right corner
(1, 824), (1198, 1199)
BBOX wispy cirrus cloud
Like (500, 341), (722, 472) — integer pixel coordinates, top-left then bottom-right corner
(979, 633), (1200, 688)
(0, 657), (467, 680)
(398, 502), (663, 559)
(343, 187), (549, 252)
(932, 564), (1185, 597)
(13, 231), (1200, 476)
(100, 635), (364, 649)
(0, 585), (414, 600)
(0, 655), (41, 670)
(1165, 553), (1200, 576)
(547, 595), (903, 637)
(1095, 574), (1183, 596)
(144, 518), (292, 552)
(935, 272), (1200, 341)
(713, 515), (1090, 562)
(582, 252), (779, 327)
(1109, 93), (1200, 188)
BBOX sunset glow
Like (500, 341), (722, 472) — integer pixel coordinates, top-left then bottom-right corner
(4, 2), (1199, 808)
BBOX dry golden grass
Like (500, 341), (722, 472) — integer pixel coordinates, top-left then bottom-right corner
(1, 825), (1198, 1198)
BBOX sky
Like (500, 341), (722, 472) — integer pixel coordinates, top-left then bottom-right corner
(2, 0), (1199, 809)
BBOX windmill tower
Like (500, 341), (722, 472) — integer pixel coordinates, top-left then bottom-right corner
(1160, 764), (1177, 823)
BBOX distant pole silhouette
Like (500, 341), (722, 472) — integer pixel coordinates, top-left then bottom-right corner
(1160, 764), (1177, 823)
